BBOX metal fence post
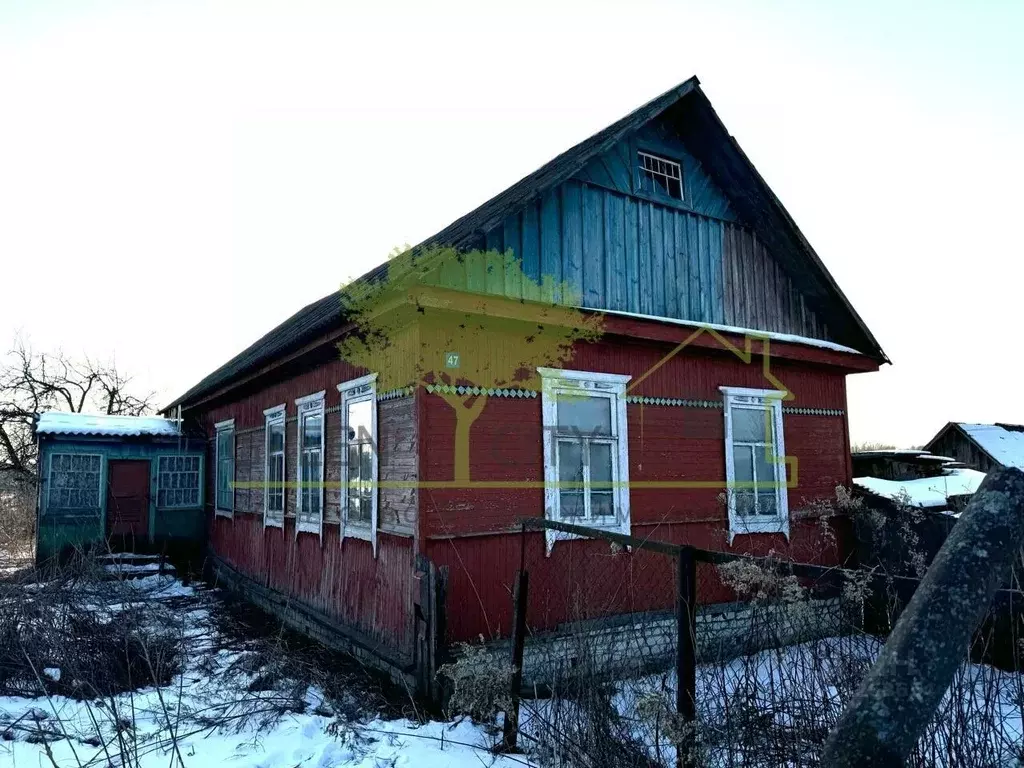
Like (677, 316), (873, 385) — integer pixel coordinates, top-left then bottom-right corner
(676, 545), (697, 768)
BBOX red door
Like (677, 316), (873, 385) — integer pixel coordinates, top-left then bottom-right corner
(106, 460), (151, 540)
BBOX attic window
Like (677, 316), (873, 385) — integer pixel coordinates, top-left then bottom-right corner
(638, 151), (683, 201)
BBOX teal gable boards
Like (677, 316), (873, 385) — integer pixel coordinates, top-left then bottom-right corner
(429, 103), (834, 342)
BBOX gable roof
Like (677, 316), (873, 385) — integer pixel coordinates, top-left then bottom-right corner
(166, 76), (886, 411)
(926, 422), (1024, 470)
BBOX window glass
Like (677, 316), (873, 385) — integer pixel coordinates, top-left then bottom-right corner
(348, 399), (372, 441)
(557, 396), (612, 435)
(157, 455), (200, 508)
(732, 407), (768, 443)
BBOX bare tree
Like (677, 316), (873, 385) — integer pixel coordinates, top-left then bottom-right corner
(0, 336), (156, 481)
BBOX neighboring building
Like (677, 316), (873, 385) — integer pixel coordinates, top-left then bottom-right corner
(164, 76), (888, 692)
(34, 412), (205, 562)
(924, 422), (1024, 475)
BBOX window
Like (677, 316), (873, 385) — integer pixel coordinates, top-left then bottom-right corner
(264, 404), (286, 527)
(540, 367), (631, 551)
(48, 454), (102, 510)
(721, 387), (789, 541)
(157, 456), (201, 508)
(638, 150), (683, 201)
(338, 374), (378, 549)
(295, 391), (325, 535)
(215, 419), (235, 516)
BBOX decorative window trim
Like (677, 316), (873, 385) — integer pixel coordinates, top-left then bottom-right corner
(539, 367), (631, 554)
(294, 391), (325, 537)
(156, 455), (202, 509)
(214, 419), (235, 518)
(263, 404), (286, 529)
(46, 453), (103, 512)
(721, 386), (789, 543)
(338, 373), (378, 555)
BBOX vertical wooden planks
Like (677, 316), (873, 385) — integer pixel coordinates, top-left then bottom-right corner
(582, 183), (605, 307)
(638, 202), (652, 315)
(624, 198), (640, 313)
(539, 189), (562, 299)
(503, 214), (523, 300)
(562, 182), (583, 299)
(675, 211), (690, 320)
(650, 205), (666, 315)
(520, 202), (541, 302)
(663, 210), (678, 318)
(606, 194), (627, 311)
(485, 229), (505, 296)
(687, 215), (702, 322)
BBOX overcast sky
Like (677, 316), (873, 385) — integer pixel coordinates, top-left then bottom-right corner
(1, 0), (1021, 447)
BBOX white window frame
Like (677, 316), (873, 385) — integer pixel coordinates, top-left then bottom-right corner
(46, 453), (104, 512)
(338, 373), (378, 554)
(721, 386), (790, 543)
(214, 419), (235, 518)
(539, 367), (631, 554)
(637, 150), (684, 201)
(156, 455), (202, 509)
(294, 391), (325, 537)
(263, 404), (286, 528)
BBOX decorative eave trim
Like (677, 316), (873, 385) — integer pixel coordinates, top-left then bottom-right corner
(426, 384), (538, 399)
(379, 386), (415, 401)
(782, 406), (845, 416)
(626, 396), (722, 409)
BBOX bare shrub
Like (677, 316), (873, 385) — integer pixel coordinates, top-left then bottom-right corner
(0, 552), (185, 699)
(439, 641), (512, 723)
(0, 477), (35, 565)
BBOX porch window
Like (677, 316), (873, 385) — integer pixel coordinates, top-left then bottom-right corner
(48, 454), (102, 510)
(215, 420), (234, 516)
(540, 368), (631, 548)
(338, 374), (378, 549)
(295, 391), (325, 535)
(263, 404), (286, 527)
(638, 150), (683, 201)
(721, 387), (789, 541)
(156, 455), (200, 508)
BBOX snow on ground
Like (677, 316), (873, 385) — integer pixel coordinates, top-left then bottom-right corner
(854, 467), (986, 509)
(0, 572), (524, 768)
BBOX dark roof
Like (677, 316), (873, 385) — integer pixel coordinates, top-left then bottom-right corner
(166, 76), (886, 411)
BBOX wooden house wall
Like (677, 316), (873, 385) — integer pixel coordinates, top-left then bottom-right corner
(420, 333), (853, 643)
(928, 430), (1001, 475)
(199, 357), (420, 661)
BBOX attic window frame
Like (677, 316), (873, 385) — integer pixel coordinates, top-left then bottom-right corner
(637, 150), (684, 202)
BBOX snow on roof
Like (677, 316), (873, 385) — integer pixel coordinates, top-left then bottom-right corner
(958, 423), (1024, 470)
(585, 308), (864, 356)
(36, 412), (180, 438)
(854, 468), (986, 509)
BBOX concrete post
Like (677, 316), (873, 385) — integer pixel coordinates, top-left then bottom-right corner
(821, 467), (1024, 766)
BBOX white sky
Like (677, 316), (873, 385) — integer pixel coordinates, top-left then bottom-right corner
(1, 0), (1021, 447)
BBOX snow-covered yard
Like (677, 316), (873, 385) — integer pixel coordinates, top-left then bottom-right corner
(0, 568), (525, 768)
(4, 563), (1024, 767)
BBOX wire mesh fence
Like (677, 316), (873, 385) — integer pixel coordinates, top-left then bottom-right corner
(479, 518), (1024, 767)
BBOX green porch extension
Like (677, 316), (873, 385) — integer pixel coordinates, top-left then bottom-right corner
(35, 413), (206, 563)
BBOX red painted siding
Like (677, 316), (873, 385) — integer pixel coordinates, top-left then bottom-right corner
(210, 514), (417, 657)
(421, 333), (858, 643)
(198, 358), (419, 663)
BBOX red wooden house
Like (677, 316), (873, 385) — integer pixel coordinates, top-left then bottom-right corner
(165, 77), (886, 692)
